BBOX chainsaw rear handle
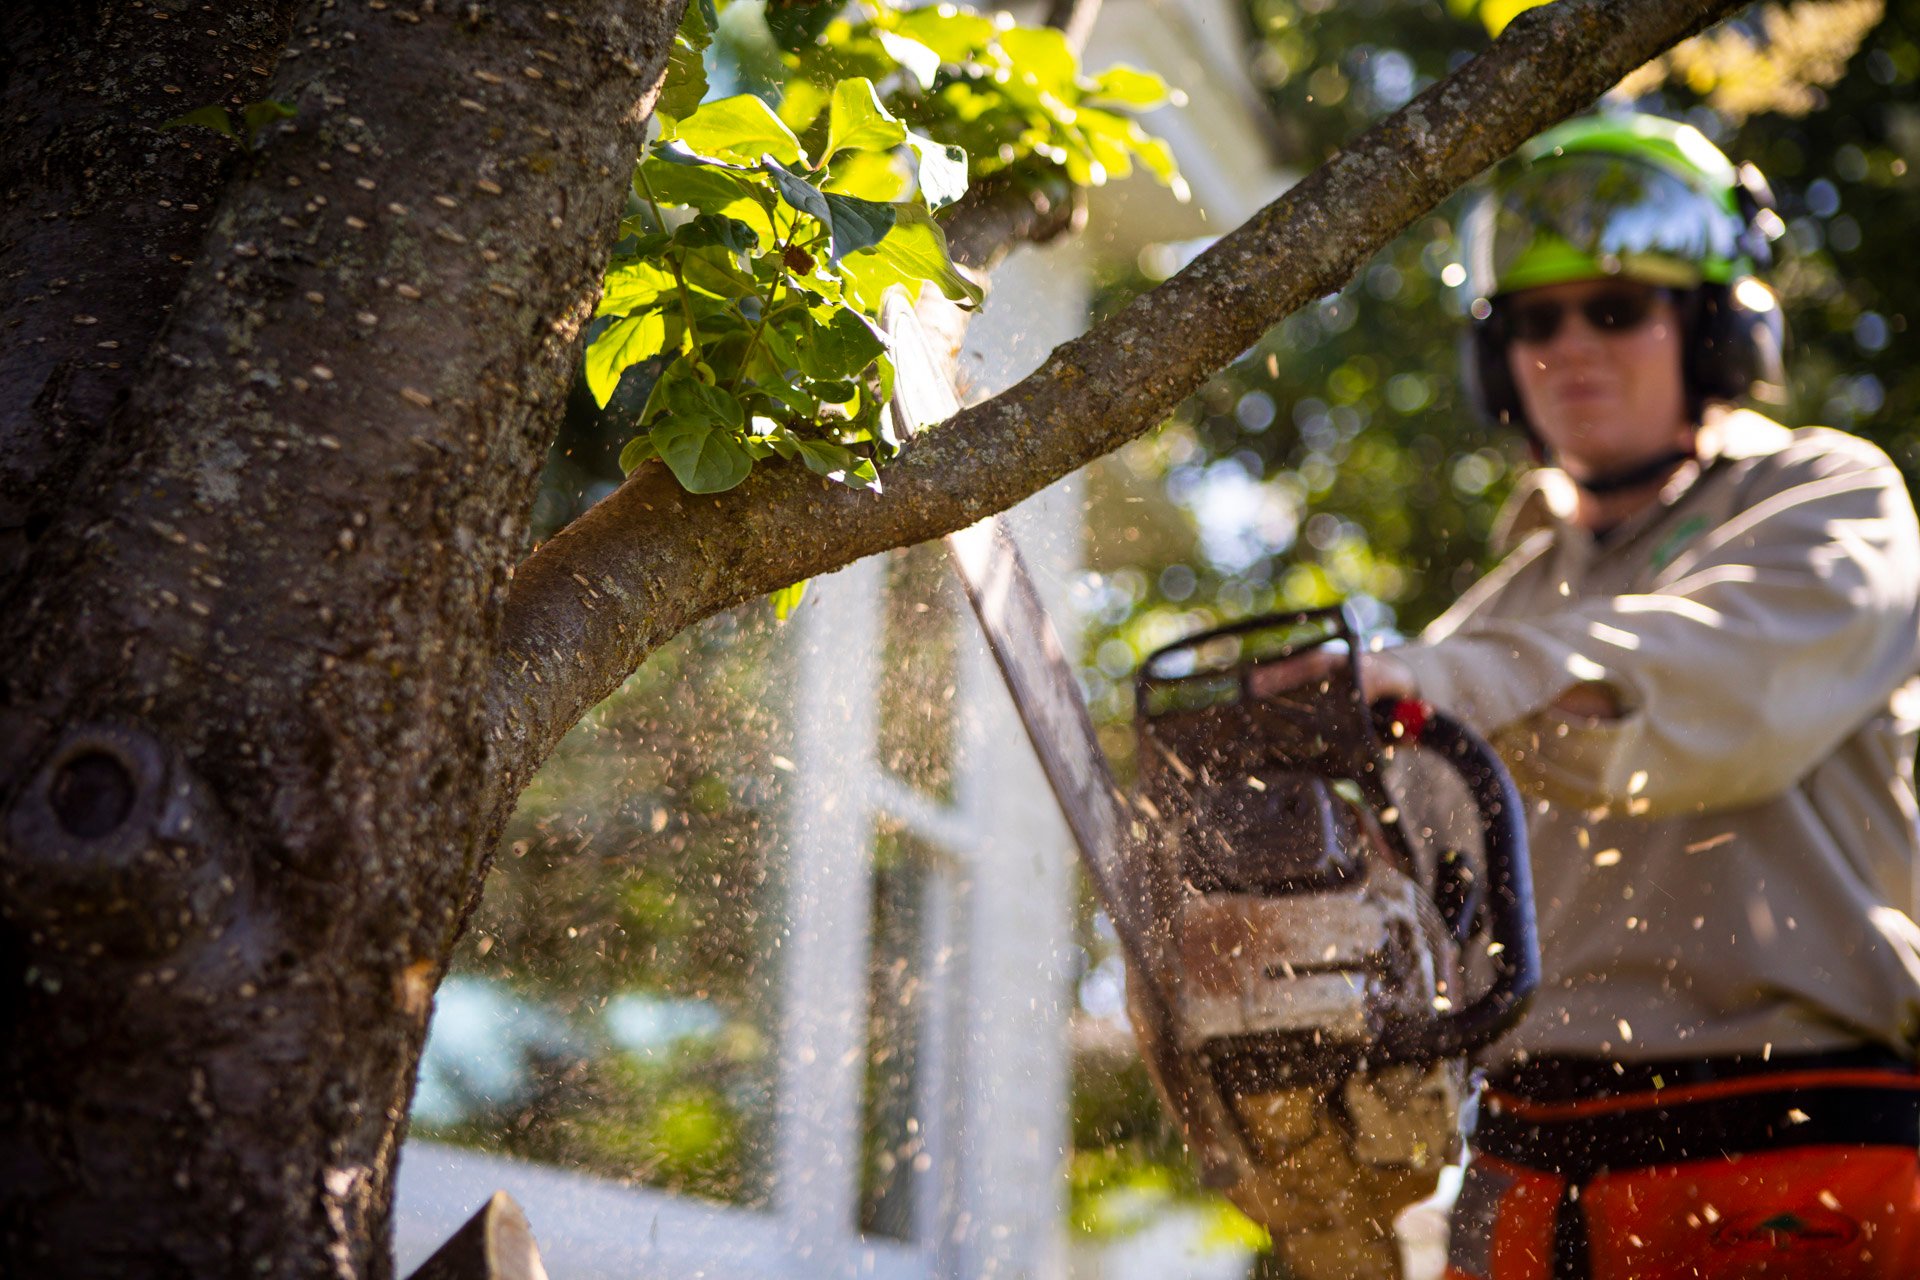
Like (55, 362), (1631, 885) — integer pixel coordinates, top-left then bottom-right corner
(1374, 706), (1540, 1063)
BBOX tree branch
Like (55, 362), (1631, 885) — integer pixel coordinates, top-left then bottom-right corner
(489, 0), (1749, 785)
(943, 170), (1087, 271)
(1043, 0), (1104, 55)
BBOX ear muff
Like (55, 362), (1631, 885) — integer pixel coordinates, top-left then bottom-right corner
(1462, 320), (1537, 451)
(1688, 279), (1788, 406)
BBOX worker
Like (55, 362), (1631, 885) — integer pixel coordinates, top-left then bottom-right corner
(1272, 112), (1920, 1278)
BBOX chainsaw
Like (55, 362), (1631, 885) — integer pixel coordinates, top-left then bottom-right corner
(1131, 609), (1539, 1258)
(882, 301), (1539, 1272)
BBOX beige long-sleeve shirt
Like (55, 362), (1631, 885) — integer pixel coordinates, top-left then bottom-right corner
(1392, 410), (1920, 1065)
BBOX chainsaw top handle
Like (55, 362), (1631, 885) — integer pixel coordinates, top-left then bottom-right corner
(1135, 604), (1541, 1065)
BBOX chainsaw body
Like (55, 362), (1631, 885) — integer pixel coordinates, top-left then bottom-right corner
(1134, 607), (1539, 1199)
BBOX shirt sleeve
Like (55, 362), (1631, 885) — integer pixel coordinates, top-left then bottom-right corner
(1390, 433), (1920, 817)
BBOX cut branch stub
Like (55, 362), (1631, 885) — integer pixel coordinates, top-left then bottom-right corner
(406, 1191), (550, 1280)
(2, 722), (244, 959)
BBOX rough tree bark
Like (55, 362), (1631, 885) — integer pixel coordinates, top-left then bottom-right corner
(0, 0), (1748, 1275)
(0, 0), (680, 1274)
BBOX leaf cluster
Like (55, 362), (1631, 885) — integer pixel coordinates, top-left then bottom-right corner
(776, 1), (1186, 199)
(587, 2), (984, 498)
(583, 0), (1185, 503)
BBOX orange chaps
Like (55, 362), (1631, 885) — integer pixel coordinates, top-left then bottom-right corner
(1444, 1063), (1920, 1280)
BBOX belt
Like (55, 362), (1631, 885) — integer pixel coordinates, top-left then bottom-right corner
(1475, 1047), (1920, 1180)
(1485, 1044), (1915, 1102)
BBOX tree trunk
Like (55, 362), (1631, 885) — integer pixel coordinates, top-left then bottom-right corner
(0, 0), (681, 1274)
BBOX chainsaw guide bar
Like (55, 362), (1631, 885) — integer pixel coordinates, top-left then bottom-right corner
(883, 300), (1255, 1183)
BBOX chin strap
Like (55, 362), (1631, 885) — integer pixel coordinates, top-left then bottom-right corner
(1567, 446), (1697, 497)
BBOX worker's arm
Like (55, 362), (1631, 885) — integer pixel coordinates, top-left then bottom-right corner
(1391, 432), (1920, 816)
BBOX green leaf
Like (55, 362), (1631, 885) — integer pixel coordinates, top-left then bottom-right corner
(795, 306), (887, 380)
(652, 139), (758, 171)
(996, 26), (1079, 98)
(1076, 108), (1139, 181)
(240, 99), (296, 147)
(638, 158), (779, 245)
(871, 352), (901, 448)
(1130, 133), (1181, 187)
(678, 245), (760, 300)
(876, 31), (943, 90)
(888, 6), (995, 63)
(660, 44), (710, 123)
(838, 203), (982, 309)
(160, 105), (239, 143)
(821, 192), (896, 261)
(766, 0), (840, 52)
(762, 157), (832, 226)
(754, 376), (818, 417)
(618, 229), (674, 259)
(1088, 64), (1174, 108)
(794, 438), (882, 492)
(1476, 0), (1553, 34)
(658, 0), (712, 121)
(586, 311), (671, 406)
(596, 258), (676, 318)
(824, 150), (909, 202)
(778, 78), (832, 135)
(651, 416), (753, 493)
(785, 27), (899, 90)
(619, 434), (660, 474)
(872, 348), (897, 401)
(764, 162), (893, 264)
(907, 133), (969, 210)
(794, 441), (856, 479)
(668, 94), (806, 167)
(663, 371), (748, 431)
(754, 314), (803, 378)
(675, 213), (761, 254)
(769, 580), (809, 620)
(822, 78), (907, 164)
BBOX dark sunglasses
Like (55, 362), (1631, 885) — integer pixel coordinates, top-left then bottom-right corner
(1493, 285), (1674, 346)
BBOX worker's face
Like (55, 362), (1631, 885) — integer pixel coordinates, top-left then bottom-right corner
(1502, 279), (1694, 481)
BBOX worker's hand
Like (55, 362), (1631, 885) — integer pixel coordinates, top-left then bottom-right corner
(1247, 646), (1419, 706)
(1248, 645), (1621, 724)
(1552, 680), (1622, 720)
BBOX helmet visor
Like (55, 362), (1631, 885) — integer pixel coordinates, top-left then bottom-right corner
(1465, 153), (1747, 298)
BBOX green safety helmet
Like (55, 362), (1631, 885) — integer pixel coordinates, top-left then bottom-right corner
(1462, 112), (1788, 437)
(1463, 113), (1782, 302)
